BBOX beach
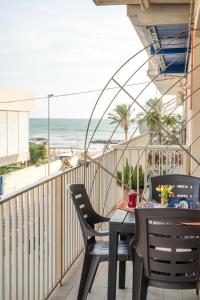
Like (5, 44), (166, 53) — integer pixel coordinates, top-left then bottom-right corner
(30, 118), (138, 153)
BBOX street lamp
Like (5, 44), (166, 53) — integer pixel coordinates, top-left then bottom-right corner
(48, 94), (54, 175)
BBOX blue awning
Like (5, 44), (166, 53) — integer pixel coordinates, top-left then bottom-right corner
(150, 23), (190, 74)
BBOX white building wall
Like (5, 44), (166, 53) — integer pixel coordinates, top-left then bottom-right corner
(0, 110), (30, 166)
(8, 111), (18, 156)
(19, 112), (29, 153)
(0, 88), (34, 167)
(0, 111), (7, 157)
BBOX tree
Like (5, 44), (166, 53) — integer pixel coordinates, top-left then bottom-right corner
(135, 98), (162, 143)
(108, 103), (134, 140)
(0, 164), (23, 175)
(29, 143), (47, 166)
(163, 114), (184, 144)
(135, 98), (182, 145)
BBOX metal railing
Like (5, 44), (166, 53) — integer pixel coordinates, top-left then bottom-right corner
(0, 149), (117, 300)
(0, 145), (188, 300)
(114, 144), (189, 199)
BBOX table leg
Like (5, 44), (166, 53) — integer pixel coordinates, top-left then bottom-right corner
(119, 261), (126, 289)
(108, 226), (118, 300)
(118, 234), (126, 289)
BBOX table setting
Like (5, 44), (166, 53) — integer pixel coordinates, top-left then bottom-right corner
(117, 183), (199, 213)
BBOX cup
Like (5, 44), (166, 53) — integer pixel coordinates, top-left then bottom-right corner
(128, 191), (137, 208)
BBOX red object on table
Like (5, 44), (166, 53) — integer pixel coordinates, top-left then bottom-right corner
(128, 192), (137, 208)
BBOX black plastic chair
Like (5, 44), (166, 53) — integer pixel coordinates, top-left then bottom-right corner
(132, 208), (200, 300)
(67, 183), (129, 300)
(149, 174), (200, 206)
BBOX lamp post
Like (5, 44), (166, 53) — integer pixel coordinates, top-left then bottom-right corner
(48, 94), (54, 175)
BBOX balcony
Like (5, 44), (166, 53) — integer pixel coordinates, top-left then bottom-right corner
(1, 1), (200, 299)
(0, 144), (194, 300)
(52, 260), (197, 300)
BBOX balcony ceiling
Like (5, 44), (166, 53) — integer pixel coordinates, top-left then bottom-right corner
(93, 0), (191, 5)
(153, 24), (189, 74)
(127, 3), (190, 94)
(142, 23), (189, 94)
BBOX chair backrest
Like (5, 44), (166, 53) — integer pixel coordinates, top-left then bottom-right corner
(67, 184), (104, 246)
(149, 174), (200, 206)
(134, 208), (200, 289)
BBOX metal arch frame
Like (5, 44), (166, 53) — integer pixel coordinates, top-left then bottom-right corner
(86, 84), (200, 213)
(85, 28), (199, 153)
(86, 37), (200, 201)
(101, 82), (200, 214)
(84, 29), (200, 215)
(100, 60), (200, 213)
(87, 42), (200, 214)
(84, 28), (199, 154)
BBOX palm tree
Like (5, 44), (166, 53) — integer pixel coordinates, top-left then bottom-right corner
(108, 103), (134, 140)
(135, 98), (162, 143)
(136, 98), (182, 144)
(163, 114), (183, 144)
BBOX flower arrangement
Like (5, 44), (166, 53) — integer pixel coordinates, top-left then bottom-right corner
(155, 185), (174, 205)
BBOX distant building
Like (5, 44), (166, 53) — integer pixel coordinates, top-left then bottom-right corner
(0, 88), (34, 167)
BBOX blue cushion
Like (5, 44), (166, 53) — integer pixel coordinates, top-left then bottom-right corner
(167, 197), (197, 209)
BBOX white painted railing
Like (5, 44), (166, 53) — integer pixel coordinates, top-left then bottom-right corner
(0, 149), (117, 300)
(0, 145), (189, 300)
(114, 144), (189, 197)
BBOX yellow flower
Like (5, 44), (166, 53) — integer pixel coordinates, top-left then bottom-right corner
(155, 185), (174, 196)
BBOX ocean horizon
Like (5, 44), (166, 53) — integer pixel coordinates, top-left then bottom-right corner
(30, 118), (138, 151)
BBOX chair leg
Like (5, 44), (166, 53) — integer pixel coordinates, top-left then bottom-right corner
(81, 256), (100, 300)
(77, 253), (93, 300)
(196, 281), (199, 296)
(119, 261), (126, 289)
(132, 250), (148, 300)
(88, 260), (99, 292)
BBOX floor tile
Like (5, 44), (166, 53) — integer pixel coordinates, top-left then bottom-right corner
(50, 260), (199, 300)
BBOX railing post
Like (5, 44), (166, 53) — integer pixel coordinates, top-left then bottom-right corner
(55, 176), (62, 282)
(183, 149), (190, 175)
(137, 150), (139, 197)
(96, 157), (101, 215)
(144, 149), (148, 195)
(114, 149), (118, 206)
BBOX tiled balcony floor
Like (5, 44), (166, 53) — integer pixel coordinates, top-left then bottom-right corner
(51, 256), (198, 300)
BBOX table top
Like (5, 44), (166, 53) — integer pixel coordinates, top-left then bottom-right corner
(110, 208), (135, 223)
(109, 209), (135, 234)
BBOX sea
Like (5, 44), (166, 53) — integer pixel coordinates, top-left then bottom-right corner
(30, 118), (138, 152)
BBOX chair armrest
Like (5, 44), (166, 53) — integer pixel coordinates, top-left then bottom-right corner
(94, 215), (110, 224)
(101, 216), (110, 222)
(86, 225), (109, 237)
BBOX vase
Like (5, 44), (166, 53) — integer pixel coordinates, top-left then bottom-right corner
(161, 194), (168, 206)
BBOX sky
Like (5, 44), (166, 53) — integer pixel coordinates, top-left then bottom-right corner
(0, 0), (158, 118)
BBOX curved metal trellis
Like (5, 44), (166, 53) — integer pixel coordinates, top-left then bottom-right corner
(85, 30), (200, 201)
(83, 27), (200, 215)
